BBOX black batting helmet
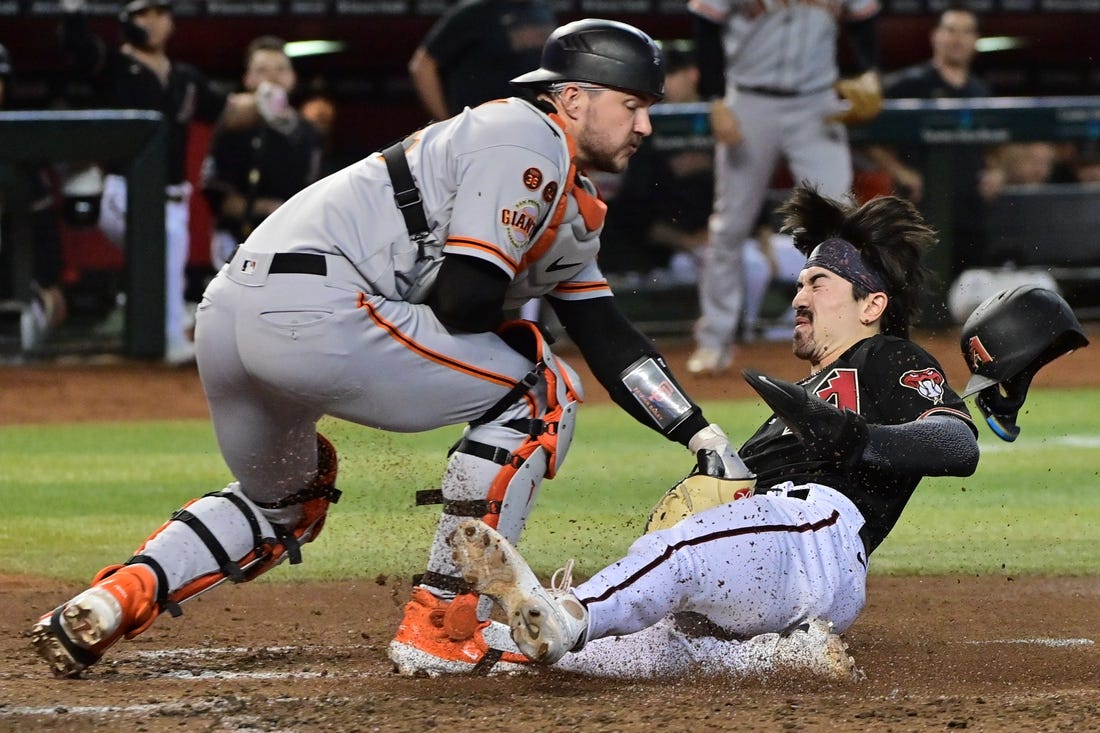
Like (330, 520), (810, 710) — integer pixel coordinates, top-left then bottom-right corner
(960, 285), (1089, 441)
(511, 19), (665, 100)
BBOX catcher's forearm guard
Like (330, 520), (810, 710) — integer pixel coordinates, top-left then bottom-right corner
(619, 355), (696, 435)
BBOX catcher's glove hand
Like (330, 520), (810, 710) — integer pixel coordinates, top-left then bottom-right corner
(830, 71), (883, 126)
(646, 473), (756, 532)
(741, 368), (869, 467)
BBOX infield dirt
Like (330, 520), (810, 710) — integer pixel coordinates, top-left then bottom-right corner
(1, 328), (1097, 732)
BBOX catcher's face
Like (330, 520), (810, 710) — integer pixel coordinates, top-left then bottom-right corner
(571, 86), (654, 173)
(791, 266), (886, 367)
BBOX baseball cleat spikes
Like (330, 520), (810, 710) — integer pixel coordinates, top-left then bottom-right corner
(450, 519), (588, 665)
(30, 564), (160, 678)
(387, 587), (534, 676)
(778, 618), (862, 682)
(31, 590), (124, 678)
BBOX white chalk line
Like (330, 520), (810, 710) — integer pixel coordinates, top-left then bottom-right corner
(964, 638), (1095, 647)
(0, 696), (322, 718)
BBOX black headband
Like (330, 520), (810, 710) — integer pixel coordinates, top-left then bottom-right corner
(805, 237), (888, 294)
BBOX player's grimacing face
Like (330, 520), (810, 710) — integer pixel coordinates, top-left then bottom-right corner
(574, 88), (654, 173)
(790, 267), (868, 365)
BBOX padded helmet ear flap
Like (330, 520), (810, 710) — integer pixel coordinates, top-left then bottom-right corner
(974, 367), (1037, 442)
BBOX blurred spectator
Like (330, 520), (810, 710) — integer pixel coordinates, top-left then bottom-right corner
(1075, 143), (1100, 184)
(408, 0), (556, 121)
(201, 36), (322, 271)
(865, 3), (992, 279)
(0, 41), (68, 353)
(979, 141), (1078, 198)
(58, 0), (285, 364)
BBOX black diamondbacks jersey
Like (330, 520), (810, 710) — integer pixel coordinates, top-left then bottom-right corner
(740, 335), (974, 553)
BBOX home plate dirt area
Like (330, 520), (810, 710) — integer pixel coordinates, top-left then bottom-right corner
(1, 330), (1097, 732)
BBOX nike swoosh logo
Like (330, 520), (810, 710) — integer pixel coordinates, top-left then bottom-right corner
(546, 257), (582, 272)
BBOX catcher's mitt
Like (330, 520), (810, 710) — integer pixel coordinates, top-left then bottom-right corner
(830, 71), (883, 126)
(645, 473), (756, 532)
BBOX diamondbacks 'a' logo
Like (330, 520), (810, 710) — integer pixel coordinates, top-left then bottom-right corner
(900, 368), (946, 404)
(966, 335), (994, 371)
(815, 368), (860, 412)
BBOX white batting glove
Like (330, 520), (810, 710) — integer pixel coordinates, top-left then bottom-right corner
(688, 423), (754, 480)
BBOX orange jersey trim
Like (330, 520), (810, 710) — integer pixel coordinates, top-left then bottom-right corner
(554, 281), (610, 295)
(356, 293), (533, 403)
(446, 236), (521, 274)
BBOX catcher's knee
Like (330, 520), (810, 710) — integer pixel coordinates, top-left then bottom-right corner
(128, 433), (341, 612)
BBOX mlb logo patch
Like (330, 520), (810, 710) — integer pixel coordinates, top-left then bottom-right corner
(240, 259), (258, 275)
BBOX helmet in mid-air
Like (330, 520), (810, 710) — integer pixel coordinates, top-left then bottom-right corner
(960, 285), (1089, 441)
(511, 19), (665, 101)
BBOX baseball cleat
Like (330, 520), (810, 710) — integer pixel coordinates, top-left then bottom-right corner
(774, 618), (861, 682)
(450, 519), (588, 665)
(387, 588), (534, 676)
(686, 347), (733, 376)
(31, 564), (160, 678)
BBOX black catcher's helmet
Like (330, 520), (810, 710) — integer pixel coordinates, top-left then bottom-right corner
(960, 285), (1089, 441)
(511, 19), (665, 100)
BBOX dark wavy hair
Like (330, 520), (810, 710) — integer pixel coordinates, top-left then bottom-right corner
(777, 184), (938, 338)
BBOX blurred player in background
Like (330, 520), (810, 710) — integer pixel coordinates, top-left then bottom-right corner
(685, 0), (882, 375)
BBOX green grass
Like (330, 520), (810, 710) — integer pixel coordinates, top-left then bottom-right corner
(2, 388), (1098, 583)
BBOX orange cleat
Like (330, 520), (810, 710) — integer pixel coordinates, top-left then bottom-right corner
(31, 564), (161, 678)
(387, 588), (534, 676)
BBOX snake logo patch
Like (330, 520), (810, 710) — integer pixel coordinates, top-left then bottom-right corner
(900, 368), (946, 404)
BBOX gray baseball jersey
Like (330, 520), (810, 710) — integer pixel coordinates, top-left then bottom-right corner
(242, 97), (610, 310)
(688, 0), (880, 95)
